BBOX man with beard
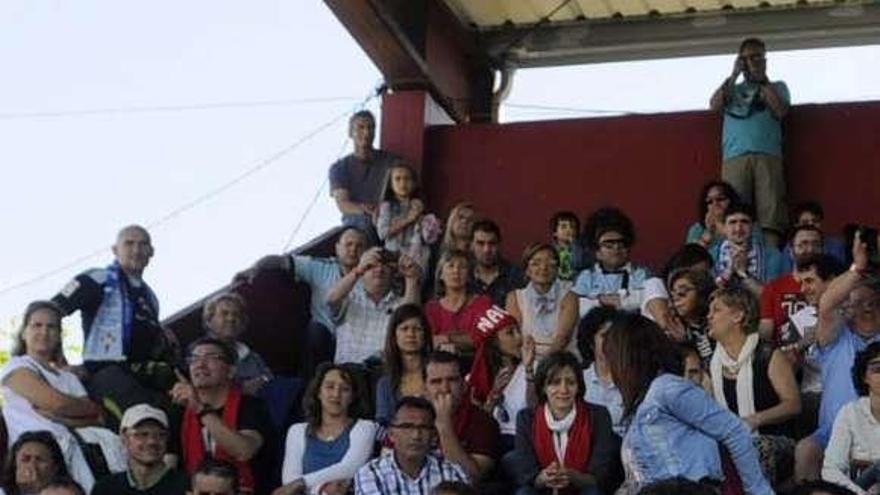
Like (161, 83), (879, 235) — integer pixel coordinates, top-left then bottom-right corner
(759, 225), (826, 344)
(469, 220), (524, 307)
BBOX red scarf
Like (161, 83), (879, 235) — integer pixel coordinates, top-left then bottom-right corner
(533, 401), (592, 474)
(182, 387), (255, 493)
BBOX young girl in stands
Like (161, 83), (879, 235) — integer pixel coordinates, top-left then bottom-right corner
(376, 161), (431, 269)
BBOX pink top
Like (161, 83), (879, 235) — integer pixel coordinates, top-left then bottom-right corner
(424, 295), (494, 345)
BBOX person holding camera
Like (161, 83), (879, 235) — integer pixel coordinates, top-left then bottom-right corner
(710, 37), (790, 249)
(325, 246), (421, 365)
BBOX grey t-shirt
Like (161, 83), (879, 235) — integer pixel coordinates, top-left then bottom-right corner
(328, 149), (398, 206)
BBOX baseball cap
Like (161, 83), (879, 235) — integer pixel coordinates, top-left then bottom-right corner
(120, 404), (168, 433)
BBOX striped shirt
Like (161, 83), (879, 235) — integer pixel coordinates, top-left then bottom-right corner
(354, 452), (468, 495)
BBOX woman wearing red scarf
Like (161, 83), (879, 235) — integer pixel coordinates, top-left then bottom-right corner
(504, 351), (618, 495)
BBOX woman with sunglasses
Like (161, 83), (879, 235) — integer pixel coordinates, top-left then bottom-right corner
(667, 268), (717, 367)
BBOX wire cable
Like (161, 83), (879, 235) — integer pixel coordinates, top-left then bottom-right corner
(279, 86), (383, 251)
(0, 96), (361, 121)
(505, 102), (641, 115)
(0, 99), (362, 299)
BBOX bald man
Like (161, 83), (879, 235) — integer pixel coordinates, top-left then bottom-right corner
(53, 225), (177, 420)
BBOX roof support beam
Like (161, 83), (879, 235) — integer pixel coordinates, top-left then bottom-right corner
(324, 0), (494, 122)
(481, 4), (880, 68)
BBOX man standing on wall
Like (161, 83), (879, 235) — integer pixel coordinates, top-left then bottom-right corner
(710, 38), (790, 248)
(329, 110), (399, 242)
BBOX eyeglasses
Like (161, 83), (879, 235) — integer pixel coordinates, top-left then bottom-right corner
(845, 298), (880, 312)
(390, 423), (435, 432)
(705, 195), (728, 205)
(186, 353), (228, 366)
(742, 54), (766, 62)
(866, 362), (880, 375)
(598, 239), (628, 250)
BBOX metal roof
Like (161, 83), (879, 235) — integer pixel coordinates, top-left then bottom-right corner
(444, 0), (880, 67)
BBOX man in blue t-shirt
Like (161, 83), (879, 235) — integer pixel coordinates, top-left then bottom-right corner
(793, 232), (880, 482)
(710, 38), (790, 249)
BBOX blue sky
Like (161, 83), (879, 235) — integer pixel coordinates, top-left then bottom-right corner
(0, 1), (877, 354)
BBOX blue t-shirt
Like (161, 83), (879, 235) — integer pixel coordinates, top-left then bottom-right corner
(303, 427), (352, 475)
(291, 255), (343, 330)
(814, 326), (880, 446)
(722, 80), (790, 161)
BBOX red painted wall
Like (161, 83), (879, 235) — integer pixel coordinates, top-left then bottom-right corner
(422, 101), (880, 270)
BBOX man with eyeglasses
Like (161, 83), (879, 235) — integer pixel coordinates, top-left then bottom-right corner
(710, 37), (791, 249)
(167, 337), (275, 495)
(795, 232), (880, 483)
(92, 404), (188, 495)
(572, 208), (674, 332)
(355, 396), (468, 494)
(759, 225), (827, 344)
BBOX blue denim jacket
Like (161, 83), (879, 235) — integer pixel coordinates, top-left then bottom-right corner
(621, 374), (772, 495)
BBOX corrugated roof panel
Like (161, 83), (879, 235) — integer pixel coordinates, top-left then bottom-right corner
(574, 0), (615, 19)
(445, 0), (507, 26)
(644, 0), (690, 14)
(686, 0), (725, 12)
(608, 0), (652, 16)
(728, 0), (763, 8)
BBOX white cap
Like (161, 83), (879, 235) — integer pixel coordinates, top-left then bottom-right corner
(119, 404), (168, 433)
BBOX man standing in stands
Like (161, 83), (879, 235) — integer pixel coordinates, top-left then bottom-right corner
(241, 227), (368, 376)
(52, 225), (176, 418)
(326, 247), (421, 365)
(710, 37), (790, 248)
(424, 351), (499, 484)
(795, 233), (880, 482)
(168, 337), (275, 495)
(470, 220), (524, 306)
(329, 110), (399, 241)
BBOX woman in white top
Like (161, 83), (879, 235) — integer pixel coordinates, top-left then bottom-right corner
(467, 305), (536, 452)
(276, 363), (378, 495)
(507, 243), (579, 360)
(0, 301), (125, 492)
(822, 342), (880, 495)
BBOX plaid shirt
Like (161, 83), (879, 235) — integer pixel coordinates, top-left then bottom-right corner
(333, 284), (400, 364)
(354, 452), (468, 495)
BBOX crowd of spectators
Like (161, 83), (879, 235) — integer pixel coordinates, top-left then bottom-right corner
(1, 37), (878, 495)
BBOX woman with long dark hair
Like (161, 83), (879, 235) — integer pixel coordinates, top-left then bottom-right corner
(603, 313), (772, 495)
(374, 304), (433, 426)
(467, 306), (536, 452)
(0, 301), (125, 492)
(1, 430), (69, 495)
(276, 363), (377, 495)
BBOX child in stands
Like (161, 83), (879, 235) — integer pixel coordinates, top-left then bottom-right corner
(550, 210), (589, 281)
(376, 161), (430, 269)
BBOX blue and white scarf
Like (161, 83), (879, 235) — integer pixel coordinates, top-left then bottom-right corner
(84, 262), (156, 362)
(715, 240), (765, 281)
